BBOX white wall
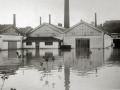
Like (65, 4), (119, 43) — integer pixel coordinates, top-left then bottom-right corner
(0, 35), (23, 50)
(23, 42), (35, 48)
(40, 42), (59, 48)
(23, 42), (59, 49)
(64, 36), (103, 48)
(104, 34), (113, 48)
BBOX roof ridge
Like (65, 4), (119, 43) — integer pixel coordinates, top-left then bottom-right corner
(65, 20), (106, 33)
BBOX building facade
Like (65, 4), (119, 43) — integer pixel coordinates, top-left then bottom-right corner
(23, 23), (64, 49)
(64, 21), (113, 48)
(0, 24), (23, 50)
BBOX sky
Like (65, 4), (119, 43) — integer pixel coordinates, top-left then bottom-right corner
(0, 0), (120, 28)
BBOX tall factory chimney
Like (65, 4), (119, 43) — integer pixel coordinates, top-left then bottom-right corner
(40, 17), (41, 25)
(13, 14), (16, 27)
(49, 14), (51, 24)
(64, 0), (70, 28)
(95, 13), (97, 27)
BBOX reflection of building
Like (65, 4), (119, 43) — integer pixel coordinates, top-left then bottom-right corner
(76, 48), (90, 59)
(0, 50), (20, 75)
(0, 50), (22, 66)
(63, 48), (111, 75)
(24, 49), (64, 70)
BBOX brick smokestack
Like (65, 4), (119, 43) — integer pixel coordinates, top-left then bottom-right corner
(64, 0), (70, 28)
(40, 17), (41, 25)
(95, 13), (97, 27)
(13, 14), (16, 27)
(49, 14), (51, 24)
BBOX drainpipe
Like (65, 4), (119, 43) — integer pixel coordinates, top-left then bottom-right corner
(22, 36), (24, 50)
(103, 33), (105, 64)
(63, 32), (65, 45)
(103, 33), (105, 49)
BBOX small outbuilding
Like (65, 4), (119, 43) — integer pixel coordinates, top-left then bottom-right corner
(23, 37), (62, 49)
(0, 24), (23, 50)
(23, 23), (65, 49)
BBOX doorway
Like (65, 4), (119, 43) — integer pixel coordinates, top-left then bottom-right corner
(36, 42), (39, 49)
(76, 38), (90, 48)
(8, 41), (17, 50)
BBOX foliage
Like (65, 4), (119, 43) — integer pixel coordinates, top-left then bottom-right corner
(98, 21), (120, 33)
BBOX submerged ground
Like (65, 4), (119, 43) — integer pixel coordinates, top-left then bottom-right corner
(0, 48), (120, 90)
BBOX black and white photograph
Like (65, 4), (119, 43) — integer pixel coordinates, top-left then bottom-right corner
(0, 0), (120, 90)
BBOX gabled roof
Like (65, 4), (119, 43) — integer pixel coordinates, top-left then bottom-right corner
(29, 23), (65, 34)
(0, 24), (22, 35)
(18, 27), (33, 36)
(23, 37), (62, 42)
(64, 20), (106, 33)
(0, 24), (12, 31)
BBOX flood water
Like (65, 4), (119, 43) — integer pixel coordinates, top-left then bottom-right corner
(0, 48), (120, 90)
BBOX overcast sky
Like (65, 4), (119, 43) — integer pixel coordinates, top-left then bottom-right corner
(0, 0), (120, 28)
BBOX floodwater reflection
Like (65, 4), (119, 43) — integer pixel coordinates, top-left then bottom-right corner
(0, 48), (120, 90)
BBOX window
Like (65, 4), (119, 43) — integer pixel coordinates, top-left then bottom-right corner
(26, 42), (32, 45)
(45, 42), (53, 45)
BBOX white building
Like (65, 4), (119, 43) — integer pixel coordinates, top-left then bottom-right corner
(64, 21), (113, 48)
(23, 23), (64, 49)
(23, 37), (62, 49)
(0, 24), (23, 50)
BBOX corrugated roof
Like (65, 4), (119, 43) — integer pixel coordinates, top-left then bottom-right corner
(23, 37), (62, 42)
(18, 27), (33, 36)
(64, 20), (107, 33)
(49, 24), (65, 32)
(0, 24), (12, 31)
(0, 24), (23, 35)
(30, 23), (65, 34)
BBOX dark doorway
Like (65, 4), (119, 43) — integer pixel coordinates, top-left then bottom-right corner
(76, 38), (90, 48)
(36, 42), (39, 49)
(113, 39), (120, 48)
(8, 41), (17, 50)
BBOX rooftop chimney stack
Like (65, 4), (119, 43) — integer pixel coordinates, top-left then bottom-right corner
(95, 13), (97, 27)
(13, 14), (16, 27)
(64, 0), (70, 28)
(40, 17), (41, 25)
(49, 14), (51, 24)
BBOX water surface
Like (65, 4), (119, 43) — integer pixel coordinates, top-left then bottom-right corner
(0, 48), (120, 90)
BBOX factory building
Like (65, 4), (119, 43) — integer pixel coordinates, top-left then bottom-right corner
(0, 0), (113, 50)
(23, 0), (112, 49)
(23, 23), (64, 49)
(0, 14), (23, 50)
(64, 20), (112, 48)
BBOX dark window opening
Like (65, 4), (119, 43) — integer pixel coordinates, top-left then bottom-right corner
(45, 42), (53, 45)
(26, 42), (32, 45)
